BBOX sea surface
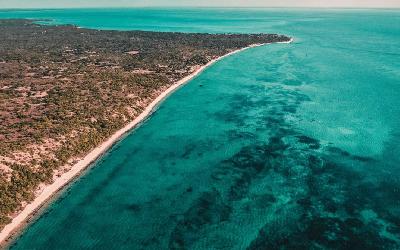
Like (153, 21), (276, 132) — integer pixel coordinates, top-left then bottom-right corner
(1, 8), (400, 249)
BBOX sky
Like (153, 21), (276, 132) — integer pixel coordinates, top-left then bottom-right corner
(0, 0), (399, 8)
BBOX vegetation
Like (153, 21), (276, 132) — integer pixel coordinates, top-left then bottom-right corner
(0, 19), (290, 229)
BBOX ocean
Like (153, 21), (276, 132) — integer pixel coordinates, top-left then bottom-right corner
(1, 8), (400, 249)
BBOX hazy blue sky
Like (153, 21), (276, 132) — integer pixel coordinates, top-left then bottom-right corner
(0, 0), (399, 8)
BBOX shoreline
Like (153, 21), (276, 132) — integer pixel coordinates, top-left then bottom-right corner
(0, 38), (293, 246)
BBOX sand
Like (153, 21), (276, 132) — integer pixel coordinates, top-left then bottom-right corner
(0, 39), (293, 246)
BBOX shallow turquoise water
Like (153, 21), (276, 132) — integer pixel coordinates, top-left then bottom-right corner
(1, 8), (400, 249)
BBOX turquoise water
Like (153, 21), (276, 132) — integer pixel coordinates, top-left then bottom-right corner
(2, 8), (400, 249)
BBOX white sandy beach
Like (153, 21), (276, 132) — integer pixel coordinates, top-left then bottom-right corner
(0, 39), (292, 246)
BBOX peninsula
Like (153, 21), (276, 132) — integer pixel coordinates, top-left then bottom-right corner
(0, 19), (291, 244)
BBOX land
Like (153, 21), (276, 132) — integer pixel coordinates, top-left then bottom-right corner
(0, 18), (291, 241)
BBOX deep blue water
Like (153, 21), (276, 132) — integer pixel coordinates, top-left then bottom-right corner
(1, 8), (400, 249)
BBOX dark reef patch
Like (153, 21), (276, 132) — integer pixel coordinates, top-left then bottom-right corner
(169, 189), (231, 249)
(296, 135), (320, 149)
(126, 203), (141, 213)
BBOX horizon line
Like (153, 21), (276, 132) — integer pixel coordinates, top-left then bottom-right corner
(1, 6), (400, 10)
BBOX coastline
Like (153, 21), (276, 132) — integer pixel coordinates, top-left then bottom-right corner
(0, 38), (293, 246)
